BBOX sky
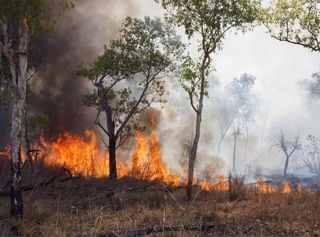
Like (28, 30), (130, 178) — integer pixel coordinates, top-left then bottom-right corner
(127, 0), (320, 177)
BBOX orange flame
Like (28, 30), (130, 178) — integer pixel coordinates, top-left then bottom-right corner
(129, 130), (181, 185)
(256, 178), (277, 193)
(201, 176), (228, 192)
(40, 130), (127, 178)
(282, 180), (291, 194)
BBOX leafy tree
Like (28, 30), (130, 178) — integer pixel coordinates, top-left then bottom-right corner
(77, 17), (183, 181)
(300, 72), (320, 98)
(215, 74), (258, 155)
(262, 0), (320, 52)
(156, 0), (260, 200)
(303, 135), (320, 175)
(157, 0), (259, 200)
(0, 0), (73, 218)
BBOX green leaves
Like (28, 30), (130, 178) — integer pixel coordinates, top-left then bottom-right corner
(261, 0), (320, 52)
(156, 0), (260, 111)
(78, 16), (183, 146)
(0, 0), (74, 37)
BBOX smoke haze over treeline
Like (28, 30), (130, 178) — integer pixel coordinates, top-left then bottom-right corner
(1, 0), (320, 178)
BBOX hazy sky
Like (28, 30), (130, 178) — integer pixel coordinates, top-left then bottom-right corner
(125, 0), (320, 176)
(35, 0), (318, 177)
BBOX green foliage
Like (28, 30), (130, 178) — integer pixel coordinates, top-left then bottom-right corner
(157, 0), (259, 48)
(180, 56), (209, 99)
(78, 16), (183, 145)
(261, 0), (320, 52)
(0, 0), (74, 36)
(157, 0), (260, 111)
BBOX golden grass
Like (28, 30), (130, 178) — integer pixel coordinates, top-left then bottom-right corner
(1, 176), (320, 237)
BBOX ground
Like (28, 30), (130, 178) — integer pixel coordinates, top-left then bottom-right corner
(0, 162), (320, 237)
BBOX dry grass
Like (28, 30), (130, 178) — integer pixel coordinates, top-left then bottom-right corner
(0, 165), (320, 236)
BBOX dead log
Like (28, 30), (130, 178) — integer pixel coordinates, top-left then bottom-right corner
(0, 175), (77, 197)
(97, 224), (216, 237)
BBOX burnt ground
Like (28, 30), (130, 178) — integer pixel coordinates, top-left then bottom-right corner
(0, 159), (320, 237)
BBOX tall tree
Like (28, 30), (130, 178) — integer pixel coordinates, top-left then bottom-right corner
(0, 0), (73, 218)
(215, 74), (258, 155)
(262, 0), (320, 52)
(78, 17), (183, 181)
(157, 0), (260, 200)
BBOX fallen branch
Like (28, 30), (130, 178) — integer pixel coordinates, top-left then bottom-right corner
(0, 175), (77, 197)
(97, 224), (216, 237)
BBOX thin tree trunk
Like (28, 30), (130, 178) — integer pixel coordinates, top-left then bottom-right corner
(186, 53), (209, 200)
(232, 134), (237, 174)
(186, 110), (201, 200)
(232, 128), (241, 175)
(10, 19), (28, 218)
(284, 155), (289, 178)
(217, 118), (234, 155)
(108, 124), (117, 180)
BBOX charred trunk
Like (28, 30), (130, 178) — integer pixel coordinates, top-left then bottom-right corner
(108, 122), (117, 180)
(10, 19), (28, 218)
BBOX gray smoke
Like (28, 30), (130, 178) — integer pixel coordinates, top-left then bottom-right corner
(29, 0), (142, 136)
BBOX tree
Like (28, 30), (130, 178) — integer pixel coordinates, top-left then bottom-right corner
(303, 135), (320, 175)
(156, 0), (260, 200)
(276, 132), (301, 178)
(300, 72), (320, 98)
(215, 74), (258, 155)
(232, 127), (242, 174)
(77, 17), (183, 181)
(0, 0), (73, 218)
(262, 0), (320, 52)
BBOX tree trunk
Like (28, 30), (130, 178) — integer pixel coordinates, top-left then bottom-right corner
(283, 155), (289, 178)
(186, 110), (201, 200)
(217, 118), (234, 155)
(186, 54), (208, 201)
(108, 126), (117, 180)
(232, 132), (239, 175)
(10, 19), (28, 218)
(105, 106), (117, 180)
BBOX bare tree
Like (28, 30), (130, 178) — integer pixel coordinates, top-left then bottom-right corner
(276, 132), (301, 178)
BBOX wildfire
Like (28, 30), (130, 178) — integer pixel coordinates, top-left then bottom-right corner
(40, 130), (121, 178)
(0, 117), (311, 194)
(282, 180), (292, 194)
(35, 113), (181, 185)
(256, 178), (277, 193)
(201, 176), (229, 192)
(129, 130), (181, 185)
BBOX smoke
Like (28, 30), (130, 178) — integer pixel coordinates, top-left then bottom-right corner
(29, 0), (143, 136)
(1, 0), (319, 179)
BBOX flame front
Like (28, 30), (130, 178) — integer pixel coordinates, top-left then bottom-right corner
(282, 180), (291, 194)
(0, 122), (310, 194)
(201, 176), (228, 192)
(41, 131), (110, 177)
(129, 131), (181, 185)
(256, 178), (277, 193)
